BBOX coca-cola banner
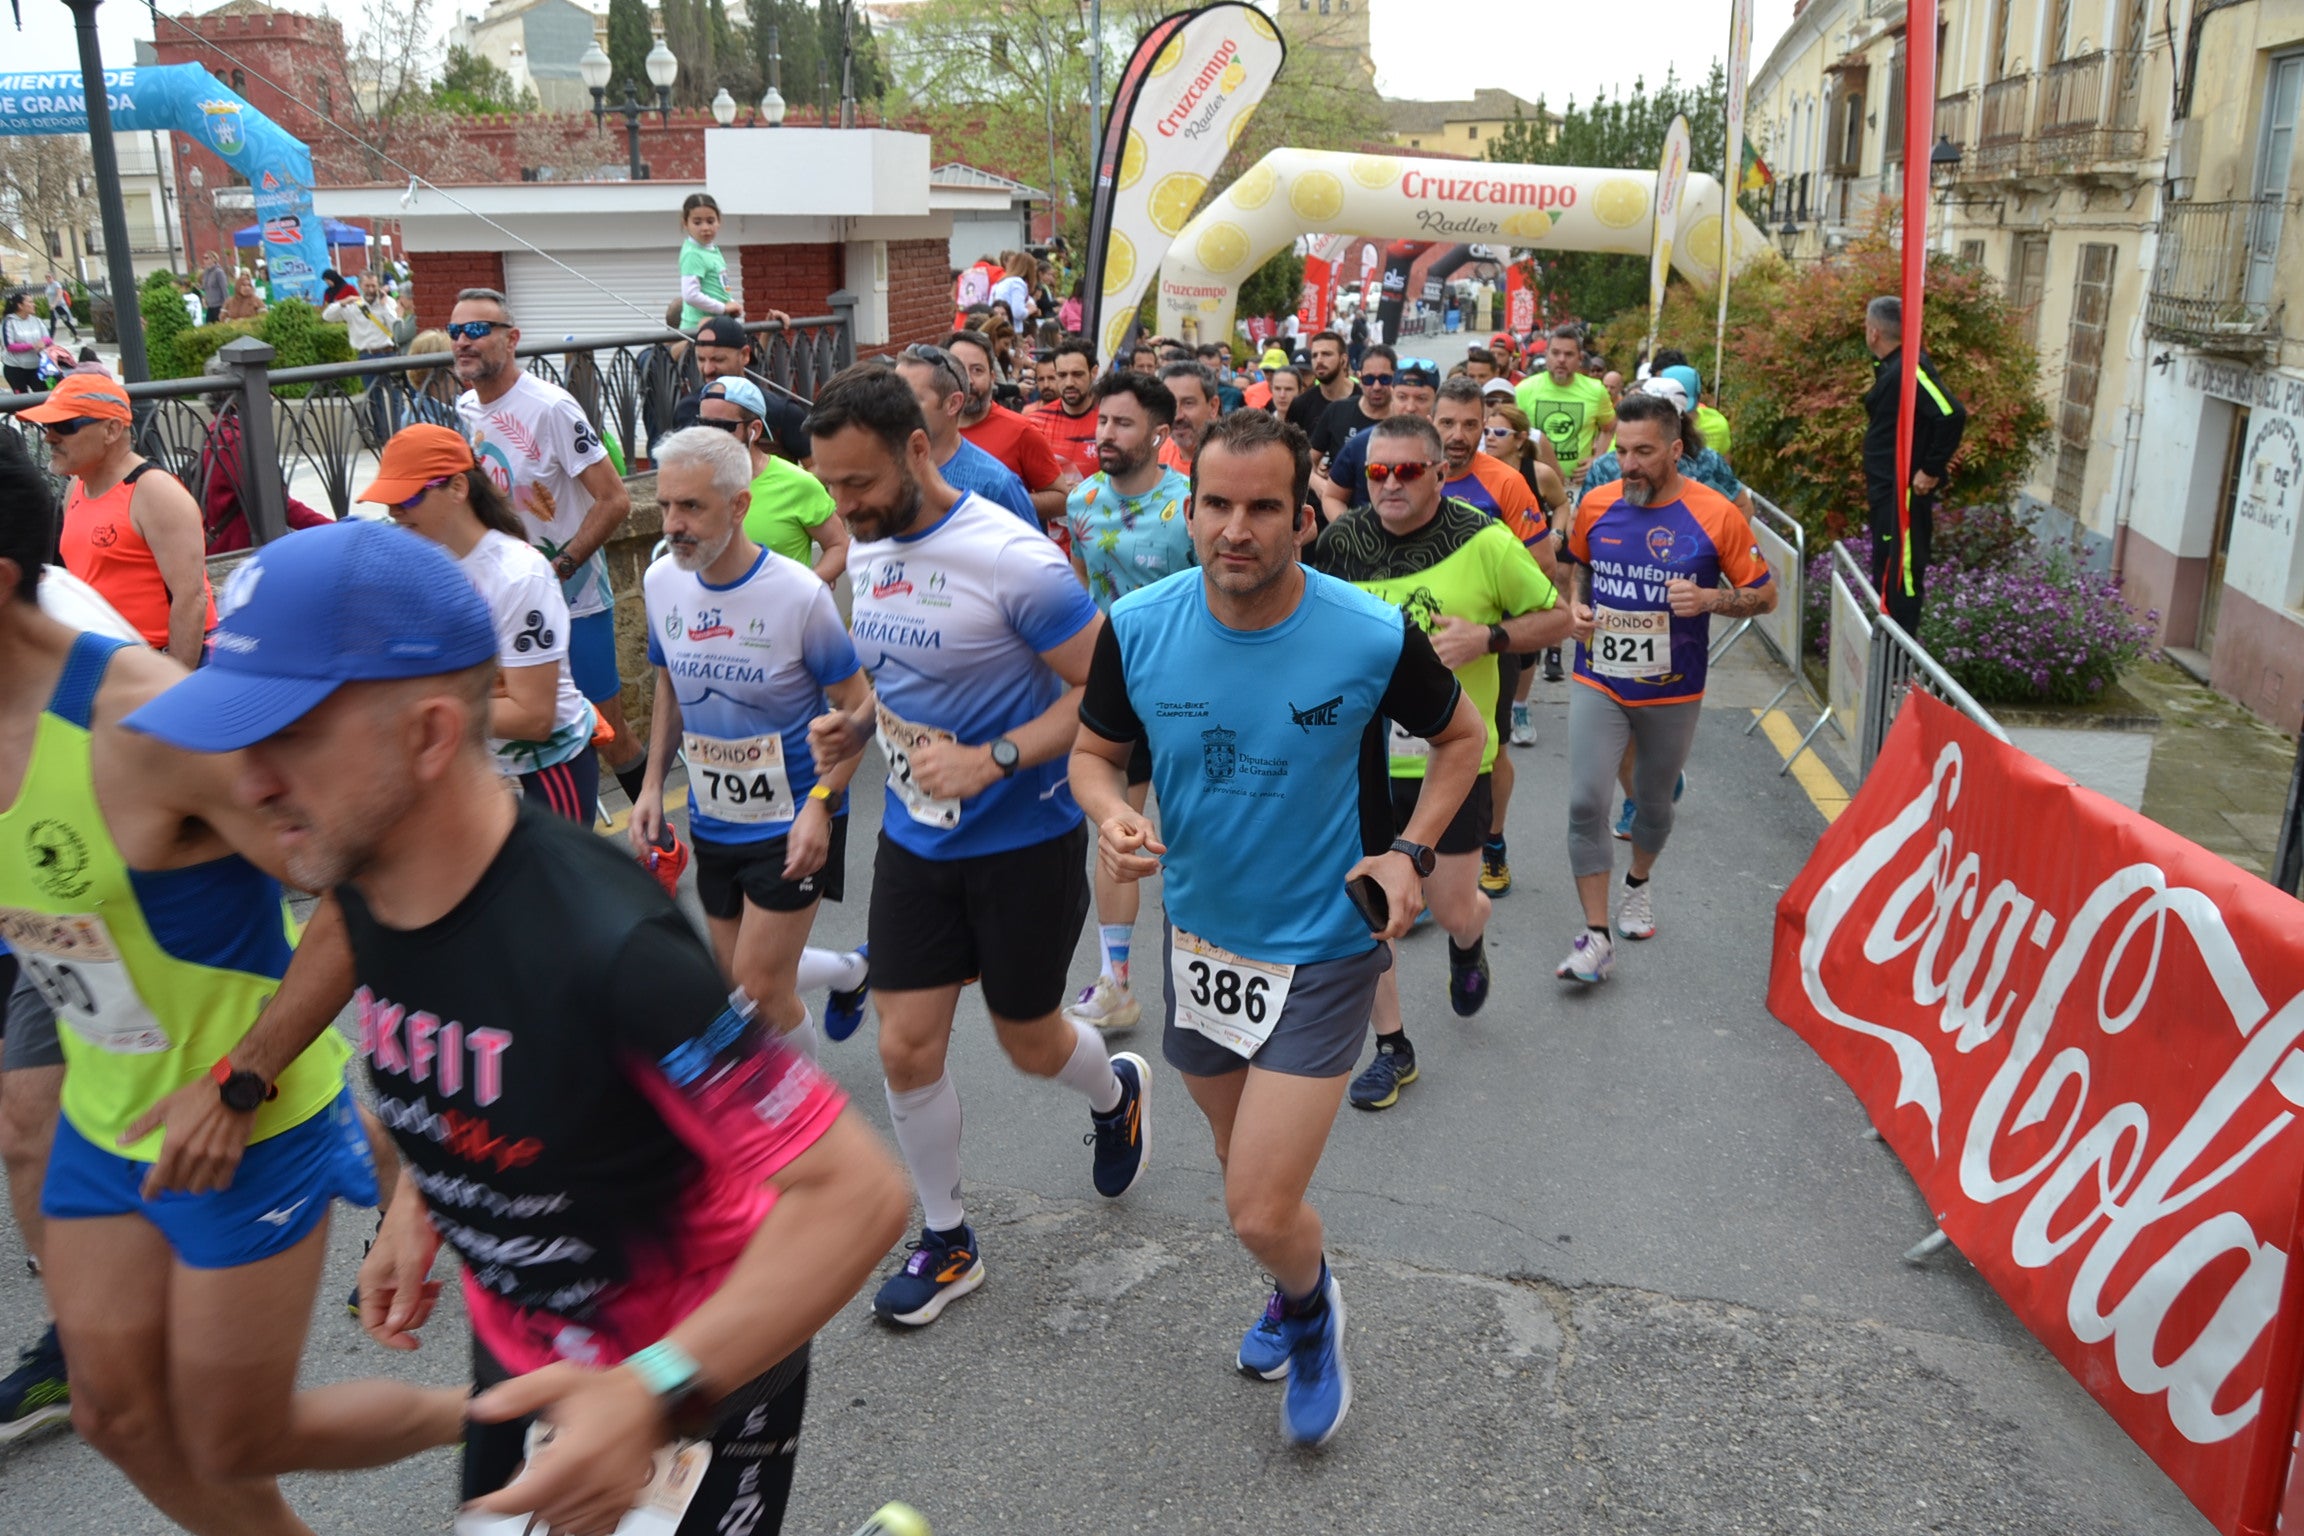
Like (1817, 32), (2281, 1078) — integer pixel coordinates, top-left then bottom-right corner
(1769, 693), (2304, 1536)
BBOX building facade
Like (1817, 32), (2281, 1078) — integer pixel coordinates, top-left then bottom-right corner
(447, 0), (609, 116)
(1380, 88), (1550, 154)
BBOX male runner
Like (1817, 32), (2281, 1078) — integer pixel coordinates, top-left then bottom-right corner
(451, 287), (651, 808)
(1060, 371), (1192, 1036)
(893, 344), (1040, 528)
(944, 328), (1072, 526)
(1155, 360), (1218, 473)
(1072, 408), (1483, 1444)
(631, 427), (875, 1054)
(695, 378), (852, 583)
(1195, 343), (1246, 412)
(1309, 343), (1395, 474)
(1321, 355), (1433, 521)
(123, 518), (911, 1536)
(801, 365), (1149, 1326)
(1556, 390), (1775, 984)
(1025, 338), (1103, 484)
(1287, 331), (1357, 438)
(1311, 414), (1566, 1110)
(0, 439), (401, 1533)
(1516, 323), (1616, 486)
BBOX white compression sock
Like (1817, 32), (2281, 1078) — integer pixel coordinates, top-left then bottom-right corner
(796, 946), (868, 994)
(885, 1074), (966, 1233)
(1055, 1016), (1123, 1113)
(781, 1005), (820, 1062)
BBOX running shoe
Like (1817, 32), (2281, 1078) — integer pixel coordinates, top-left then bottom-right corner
(640, 827), (689, 899)
(1062, 976), (1142, 1035)
(1479, 843), (1512, 896)
(823, 943), (870, 1042)
(1088, 1051), (1150, 1197)
(1555, 930), (1615, 985)
(1612, 796), (1636, 841)
(1448, 938), (1491, 1017)
(1674, 770), (1688, 802)
(1282, 1271), (1351, 1447)
(1616, 881), (1656, 941)
(1508, 701), (1537, 747)
(1543, 647), (1564, 682)
(1347, 1043), (1417, 1111)
(0, 1324), (69, 1444)
(1237, 1286), (1294, 1380)
(873, 1225), (985, 1327)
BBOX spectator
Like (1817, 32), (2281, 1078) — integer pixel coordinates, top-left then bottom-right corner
(221, 271), (266, 322)
(3, 290), (49, 395)
(196, 356), (333, 553)
(199, 250), (229, 324)
(1862, 294), (1967, 633)
(1059, 277), (1083, 335)
(44, 273), (77, 340)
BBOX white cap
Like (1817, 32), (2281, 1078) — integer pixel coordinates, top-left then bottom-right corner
(1480, 377), (1516, 399)
(1637, 375), (1689, 411)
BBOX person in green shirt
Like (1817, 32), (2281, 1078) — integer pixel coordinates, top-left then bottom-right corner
(677, 192), (741, 332)
(1652, 354), (1732, 461)
(694, 378), (850, 582)
(1515, 323), (1616, 485)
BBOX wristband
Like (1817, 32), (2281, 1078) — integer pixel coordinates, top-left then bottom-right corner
(625, 1339), (703, 1402)
(1487, 622), (1510, 654)
(808, 784), (833, 803)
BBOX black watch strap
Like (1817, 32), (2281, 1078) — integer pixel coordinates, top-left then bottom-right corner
(1389, 837), (1437, 877)
(1488, 622), (1510, 654)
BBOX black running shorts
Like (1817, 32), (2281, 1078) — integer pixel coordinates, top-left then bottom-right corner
(692, 815), (849, 920)
(867, 821), (1091, 1020)
(1389, 771), (1492, 856)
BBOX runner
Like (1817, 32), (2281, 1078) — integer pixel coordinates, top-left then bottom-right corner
(1320, 355), (1434, 521)
(0, 440), (407, 1532)
(1155, 360), (1218, 473)
(943, 329), (1073, 527)
(694, 376), (852, 583)
(1024, 338), (1103, 484)
(1556, 389), (1775, 984)
(893, 344), (1041, 528)
(1059, 371), (1192, 1036)
(1484, 397), (1571, 725)
(630, 426), (874, 1063)
(1308, 343), (1393, 474)
(801, 365), (1149, 1326)
(1265, 365), (1301, 420)
(1195, 343), (1246, 412)
(1516, 323), (1616, 486)
(1071, 408), (1483, 1443)
(362, 424), (599, 823)
(1309, 413), (1566, 1110)
(25, 373), (215, 667)
(122, 517), (911, 1536)
(451, 287), (651, 813)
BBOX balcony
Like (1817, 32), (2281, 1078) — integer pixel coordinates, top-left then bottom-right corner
(2146, 198), (2287, 357)
(1934, 91), (1974, 157)
(2030, 50), (2147, 172)
(1971, 75), (2031, 175)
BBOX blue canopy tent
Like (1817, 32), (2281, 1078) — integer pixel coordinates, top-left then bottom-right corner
(232, 217), (368, 251)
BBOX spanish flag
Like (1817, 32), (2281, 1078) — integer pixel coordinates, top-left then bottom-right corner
(1740, 136), (1774, 194)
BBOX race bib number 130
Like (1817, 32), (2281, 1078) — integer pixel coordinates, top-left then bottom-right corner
(874, 702), (963, 830)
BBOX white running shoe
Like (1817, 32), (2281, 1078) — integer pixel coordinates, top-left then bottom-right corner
(1616, 881), (1656, 940)
(1063, 976), (1142, 1033)
(1555, 929), (1615, 984)
(1509, 701), (1537, 747)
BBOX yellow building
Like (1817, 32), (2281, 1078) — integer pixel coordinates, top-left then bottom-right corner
(1380, 88), (1554, 153)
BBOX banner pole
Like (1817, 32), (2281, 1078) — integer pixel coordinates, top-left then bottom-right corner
(1892, 0), (1938, 616)
(1716, 0), (1754, 403)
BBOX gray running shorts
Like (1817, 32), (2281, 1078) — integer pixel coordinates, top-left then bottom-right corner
(3, 969), (64, 1072)
(1160, 924), (1389, 1080)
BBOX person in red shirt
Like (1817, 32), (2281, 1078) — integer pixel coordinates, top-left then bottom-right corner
(942, 329), (1071, 529)
(1154, 361), (1218, 473)
(1024, 337), (1102, 485)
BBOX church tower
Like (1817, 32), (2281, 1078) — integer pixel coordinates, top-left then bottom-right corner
(1270, 0), (1375, 79)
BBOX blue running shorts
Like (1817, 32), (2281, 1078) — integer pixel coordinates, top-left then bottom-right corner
(568, 608), (623, 704)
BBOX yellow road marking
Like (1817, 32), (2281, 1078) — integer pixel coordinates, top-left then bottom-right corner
(1753, 708), (1850, 824)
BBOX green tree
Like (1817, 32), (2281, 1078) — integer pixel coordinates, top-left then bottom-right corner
(432, 45), (537, 114)
(606, 0), (654, 97)
(1235, 246), (1305, 326)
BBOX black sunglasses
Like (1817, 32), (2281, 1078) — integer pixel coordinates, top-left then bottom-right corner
(446, 321), (507, 342)
(40, 417), (101, 438)
(900, 344), (967, 398)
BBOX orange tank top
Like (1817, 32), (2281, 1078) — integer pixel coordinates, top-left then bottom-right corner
(60, 463), (215, 649)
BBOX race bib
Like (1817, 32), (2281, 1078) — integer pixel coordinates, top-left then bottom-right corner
(683, 730), (795, 825)
(0, 908), (172, 1055)
(455, 1424), (711, 1536)
(1386, 719), (1429, 760)
(874, 702), (963, 830)
(1170, 926), (1295, 1059)
(1591, 605), (1671, 679)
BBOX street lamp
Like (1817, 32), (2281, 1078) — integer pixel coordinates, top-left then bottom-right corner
(760, 24), (785, 126)
(711, 88), (737, 126)
(583, 38), (676, 180)
(578, 40), (610, 105)
(645, 36), (679, 117)
(1775, 218), (1801, 260)
(1929, 133), (1963, 189)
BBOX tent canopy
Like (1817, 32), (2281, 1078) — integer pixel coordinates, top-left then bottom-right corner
(232, 218), (369, 250)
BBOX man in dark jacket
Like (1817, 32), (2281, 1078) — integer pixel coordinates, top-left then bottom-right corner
(1863, 295), (1966, 633)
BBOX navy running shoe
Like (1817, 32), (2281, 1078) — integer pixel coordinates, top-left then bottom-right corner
(0, 1324), (69, 1444)
(1348, 1044), (1418, 1111)
(872, 1225), (985, 1327)
(1448, 938), (1491, 1017)
(823, 943), (870, 1042)
(1282, 1271), (1352, 1447)
(1088, 1051), (1150, 1197)
(1237, 1286), (1293, 1380)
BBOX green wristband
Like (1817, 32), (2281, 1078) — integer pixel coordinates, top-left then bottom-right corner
(625, 1339), (702, 1401)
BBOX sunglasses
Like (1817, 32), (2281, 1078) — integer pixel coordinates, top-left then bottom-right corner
(1483, 425), (1515, 440)
(39, 417), (102, 438)
(446, 321), (507, 342)
(396, 476), (452, 510)
(1396, 357), (1437, 373)
(694, 415), (751, 435)
(1363, 461), (1434, 485)
(899, 343), (967, 398)
(1359, 371), (1395, 386)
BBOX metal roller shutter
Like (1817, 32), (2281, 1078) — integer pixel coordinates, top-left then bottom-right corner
(502, 249), (682, 343)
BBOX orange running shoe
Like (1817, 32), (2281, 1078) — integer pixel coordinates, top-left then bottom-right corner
(640, 827), (689, 898)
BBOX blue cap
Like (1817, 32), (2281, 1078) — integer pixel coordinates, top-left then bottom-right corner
(123, 520), (499, 754)
(703, 376), (767, 418)
(1662, 365), (1702, 404)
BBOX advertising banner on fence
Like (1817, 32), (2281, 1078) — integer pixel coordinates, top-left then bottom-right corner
(1081, 2), (1286, 363)
(1769, 692), (2304, 1535)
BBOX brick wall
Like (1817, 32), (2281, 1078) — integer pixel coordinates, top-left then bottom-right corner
(739, 242), (843, 319)
(409, 251), (508, 331)
(886, 238), (951, 351)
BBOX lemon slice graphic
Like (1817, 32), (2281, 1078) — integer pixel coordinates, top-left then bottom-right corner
(1195, 221), (1253, 274)
(1118, 130), (1147, 191)
(1151, 34), (1187, 75)
(1349, 156), (1401, 189)
(1103, 310), (1134, 359)
(1681, 214), (1725, 271)
(1594, 177), (1649, 229)
(1229, 161), (1279, 209)
(1221, 61), (1246, 92)
(1247, 9), (1278, 40)
(1289, 169), (1345, 222)
(1103, 232), (1137, 295)
(1500, 209), (1554, 241)
(1148, 172), (1210, 237)
(1228, 112), (1255, 149)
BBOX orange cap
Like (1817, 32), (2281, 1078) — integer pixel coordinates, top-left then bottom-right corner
(357, 424), (479, 506)
(18, 372), (132, 424)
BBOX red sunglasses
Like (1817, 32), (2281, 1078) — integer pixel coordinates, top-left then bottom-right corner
(1363, 461), (1434, 485)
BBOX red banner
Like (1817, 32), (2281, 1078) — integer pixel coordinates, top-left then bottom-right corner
(1769, 694), (2304, 1536)
(1299, 252), (1332, 334)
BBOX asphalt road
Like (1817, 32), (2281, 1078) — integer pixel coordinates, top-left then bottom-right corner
(0, 643), (2216, 1536)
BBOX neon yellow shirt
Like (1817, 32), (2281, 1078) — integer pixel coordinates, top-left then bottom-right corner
(741, 456), (835, 566)
(1516, 371), (1615, 481)
(1696, 403), (1732, 460)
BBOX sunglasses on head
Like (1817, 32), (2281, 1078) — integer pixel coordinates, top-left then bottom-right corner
(900, 343), (967, 397)
(1363, 461), (1433, 485)
(1396, 357), (1437, 373)
(396, 476), (452, 510)
(445, 321), (507, 342)
(40, 417), (102, 438)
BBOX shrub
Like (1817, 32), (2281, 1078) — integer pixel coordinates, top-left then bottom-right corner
(139, 269), (193, 377)
(1919, 546), (2159, 706)
(172, 318), (264, 378)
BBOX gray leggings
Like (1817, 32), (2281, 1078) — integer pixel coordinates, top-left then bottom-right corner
(1567, 685), (1702, 877)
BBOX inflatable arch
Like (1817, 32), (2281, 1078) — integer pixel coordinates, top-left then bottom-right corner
(1153, 148), (1771, 348)
(0, 66), (332, 299)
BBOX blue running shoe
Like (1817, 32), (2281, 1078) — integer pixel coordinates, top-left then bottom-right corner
(1237, 1286), (1293, 1380)
(823, 943), (870, 1042)
(1282, 1270), (1352, 1447)
(0, 1323), (69, 1444)
(872, 1225), (985, 1327)
(1348, 1044), (1417, 1111)
(1612, 796), (1636, 841)
(1674, 770), (1688, 802)
(1088, 1051), (1150, 1197)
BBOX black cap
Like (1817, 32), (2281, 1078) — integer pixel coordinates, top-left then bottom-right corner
(694, 316), (748, 349)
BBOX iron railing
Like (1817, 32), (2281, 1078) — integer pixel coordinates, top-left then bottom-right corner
(1973, 75), (2033, 174)
(1831, 541), (2007, 777)
(2146, 199), (2287, 356)
(0, 303), (855, 546)
(1934, 91), (1974, 156)
(2031, 50), (2148, 168)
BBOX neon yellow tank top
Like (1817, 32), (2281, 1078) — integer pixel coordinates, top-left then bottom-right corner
(0, 634), (347, 1158)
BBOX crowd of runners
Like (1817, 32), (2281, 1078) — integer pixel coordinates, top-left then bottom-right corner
(0, 270), (1774, 1533)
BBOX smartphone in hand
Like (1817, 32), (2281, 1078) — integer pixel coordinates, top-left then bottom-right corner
(1345, 873), (1389, 932)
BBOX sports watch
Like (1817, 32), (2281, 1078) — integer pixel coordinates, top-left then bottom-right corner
(989, 736), (1021, 777)
(625, 1339), (712, 1423)
(1487, 622), (1511, 654)
(210, 1059), (276, 1113)
(1388, 837), (1437, 877)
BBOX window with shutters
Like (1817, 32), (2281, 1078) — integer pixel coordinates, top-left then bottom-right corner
(1959, 239), (1986, 267)
(1990, 0), (2014, 79)
(2010, 234), (2050, 348)
(2053, 243), (2117, 515)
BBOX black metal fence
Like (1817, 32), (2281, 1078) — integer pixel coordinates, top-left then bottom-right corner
(0, 301), (855, 547)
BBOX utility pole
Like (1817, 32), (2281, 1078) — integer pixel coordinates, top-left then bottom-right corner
(64, 0), (149, 381)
